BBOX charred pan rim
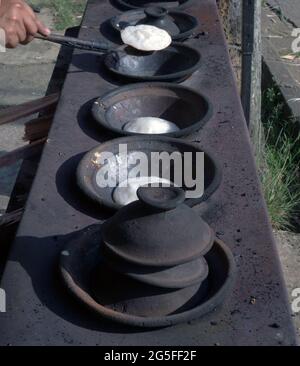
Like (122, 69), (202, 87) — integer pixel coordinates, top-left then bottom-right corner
(60, 237), (236, 328)
(91, 82), (213, 138)
(76, 136), (222, 210)
(114, 0), (195, 11)
(110, 10), (198, 41)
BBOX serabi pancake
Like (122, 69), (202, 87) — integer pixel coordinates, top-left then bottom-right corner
(123, 117), (179, 134)
(121, 24), (172, 51)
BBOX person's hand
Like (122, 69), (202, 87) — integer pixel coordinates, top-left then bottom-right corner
(0, 0), (50, 48)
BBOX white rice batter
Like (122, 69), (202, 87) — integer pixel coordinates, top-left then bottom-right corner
(123, 117), (179, 134)
(121, 25), (172, 51)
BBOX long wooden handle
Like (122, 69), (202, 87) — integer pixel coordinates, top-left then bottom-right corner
(35, 33), (111, 53)
(0, 138), (46, 169)
(0, 93), (59, 126)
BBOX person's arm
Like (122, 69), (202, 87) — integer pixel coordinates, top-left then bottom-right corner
(0, 0), (50, 48)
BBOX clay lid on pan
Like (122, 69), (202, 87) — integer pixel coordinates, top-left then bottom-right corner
(102, 186), (215, 267)
(111, 6), (198, 41)
(115, 0), (195, 11)
(102, 245), (209, 289)
(59, 225), (236, 328)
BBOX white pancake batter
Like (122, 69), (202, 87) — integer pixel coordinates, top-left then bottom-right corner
(123, 117), (179, 134)
(121, 25), (172, 51)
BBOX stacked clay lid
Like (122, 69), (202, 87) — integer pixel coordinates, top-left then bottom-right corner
(137, 7), (181, 36)
(92, 186), (214, 317)
(102, 246), (209, 289)
(91, 262), (208, 318)
(115, 0), (195, 11)
(102, 186), (215, 267)
(60, 186), (236, 326)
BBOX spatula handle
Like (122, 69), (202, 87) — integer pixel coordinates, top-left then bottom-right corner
(35, 33), (111, 53)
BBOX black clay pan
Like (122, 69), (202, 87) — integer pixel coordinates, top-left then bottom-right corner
(110, 7), (198, 41)
(76, 136), (222, 210)
(60, 226), (235, 328)
(104, 43), (201, 82)
(92, 83), (212, 137)
(36, 35), (202, 82)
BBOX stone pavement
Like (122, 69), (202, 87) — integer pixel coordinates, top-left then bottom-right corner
(0, 8), (59, 214)
(262, 1), (300, 120)
(274, 231), (300, 340)
(0, 8), (60, 107)
(263, 1), (300, 342)
(268, 0), (300, 27)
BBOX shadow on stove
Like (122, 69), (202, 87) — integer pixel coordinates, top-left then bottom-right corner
(70, 52), (124, 86)
(109, 0), (128, 11)
(99, 19), (123, 45)
(76, 99), (118, 141)
(12, 226), (157, 334)
(55, 154), (114, 221)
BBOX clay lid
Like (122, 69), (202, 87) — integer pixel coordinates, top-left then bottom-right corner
(137, 7), (180, 36)
(102, 186), (214, 267)
(115, 0), (195, 11)
(102, 245), (209, 289)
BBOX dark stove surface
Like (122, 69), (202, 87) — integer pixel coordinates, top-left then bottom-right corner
(0, 0), (297, 345)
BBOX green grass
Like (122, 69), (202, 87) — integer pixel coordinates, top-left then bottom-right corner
(28, 0), (86, 31)
(260, 135), (300, 230)
(259, 87), (300, 230)
(50, 0), (86, 31)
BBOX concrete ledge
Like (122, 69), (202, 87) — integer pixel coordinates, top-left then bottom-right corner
(274, 230), (300, 340)
(262, 4), (300, 122)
